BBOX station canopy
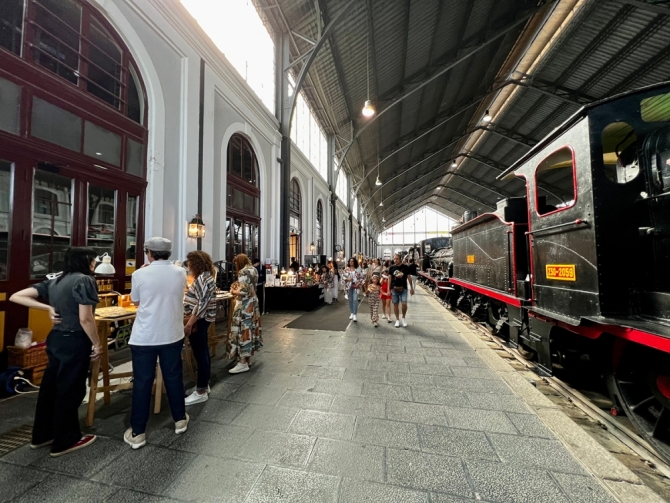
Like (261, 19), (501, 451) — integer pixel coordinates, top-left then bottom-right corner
(255, 0), (670, 230)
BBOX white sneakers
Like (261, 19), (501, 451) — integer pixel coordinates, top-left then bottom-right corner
(395, 320), (400, 328)
(394, 318), (408, 327)
(349, 314), (353, 320)
(175, 414), (190, 434)
(185, 390), (209, 405)
(353, 314), (357, 322)
(402, 318), (408, 327)
(229, 362), (250, 374)
(124, 429), (146, 449)
(381, 314), (387, 320)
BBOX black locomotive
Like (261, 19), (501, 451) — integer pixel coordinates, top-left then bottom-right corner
(447, 82), (670, 462)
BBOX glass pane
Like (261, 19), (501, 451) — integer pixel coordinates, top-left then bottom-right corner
(244, 223), (252, 257)
(128, 64), (144, 124)
(87, 18), (122, 108)
(234, 219), (242, 257)
(225, 219), (230, 260)
(87, 185), (116, 260)
(126, 138), (144, 177)
(229, 136), (242, 177)
(0, 0), (23, 55)
(254, 196), (259, 216)
(31, 170), (72, 278)
(126, 195), (138, 275)
(0, 76), (21, 134)
(641, 92), (670, 123)
(31, 97), (82, 151)
(233, 188), (243, 210)
(243, 192), (254, 214)
(253, 225), (259, 259)
(601, 122), (639, 184)
(84, 121), (121, 165)
(33, 0), (81, 84)
(0, 161), (12, 280)
(243, 143), (253, 183)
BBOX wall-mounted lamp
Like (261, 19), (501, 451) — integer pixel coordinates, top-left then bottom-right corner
(94, 253), (116, 275)
(310, 242), (315, 252)
(188, 214), (206, 239)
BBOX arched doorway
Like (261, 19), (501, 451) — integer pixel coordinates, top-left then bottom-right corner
(0, 0), (149, 349)
(226, 134), (260, 262)
(289, 178), (301, 263)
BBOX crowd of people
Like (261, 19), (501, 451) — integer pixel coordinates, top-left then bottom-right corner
(9, 239), (262, 457)
(316, 253), (419, 328)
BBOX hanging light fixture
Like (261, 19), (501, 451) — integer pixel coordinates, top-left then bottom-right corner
(451, 159), (457, 168)
(188, 214), (206, 238)
(379, 181), (384, 206)
(362, 27), (375, 117)
(482, 110), (492, 123)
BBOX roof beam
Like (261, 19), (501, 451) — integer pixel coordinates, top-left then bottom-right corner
(378, 194), (467, 228)
(337, 2), (555, 168)
(622, 0), (670, 15)
(380, 199), (462, 229)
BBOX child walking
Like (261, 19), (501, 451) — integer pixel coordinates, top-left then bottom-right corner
(380, 271), (392, 323)
(367, 274), (381, 327)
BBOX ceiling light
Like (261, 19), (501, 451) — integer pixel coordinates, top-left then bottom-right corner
(363, 100), (375, 117)
(375, 175), (382, 185)
(96, 152), (102, 156)
(451, 160), (457, 168)
(379, 200), (384, 207)
(94, 253), (115, 275)
(482, 110), (492, 123)
(362, 28), (375, 118)
(382, 217), (386, 223)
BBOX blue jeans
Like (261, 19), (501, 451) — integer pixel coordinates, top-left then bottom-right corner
(189, 319), (211, 391)
(392, 288), (408, 304)
(130, 338), (186, 434)
(348, 288), (358, 314)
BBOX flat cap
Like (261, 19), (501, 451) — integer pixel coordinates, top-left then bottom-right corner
(144, 237), (172, 252)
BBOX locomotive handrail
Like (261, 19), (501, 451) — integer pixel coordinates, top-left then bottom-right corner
(525, 219), (588, 236)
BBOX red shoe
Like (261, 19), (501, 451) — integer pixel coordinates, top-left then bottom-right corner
(50, 435), (96, 457)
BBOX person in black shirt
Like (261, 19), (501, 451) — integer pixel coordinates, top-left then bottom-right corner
(388, 253), (414, 328)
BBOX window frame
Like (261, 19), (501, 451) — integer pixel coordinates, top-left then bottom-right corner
(534, 145), (578, 218)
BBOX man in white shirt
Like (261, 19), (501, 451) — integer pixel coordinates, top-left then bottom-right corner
(124, 237), (188, 450)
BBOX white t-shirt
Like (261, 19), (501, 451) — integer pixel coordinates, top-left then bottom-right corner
(129, 260), (187, 346)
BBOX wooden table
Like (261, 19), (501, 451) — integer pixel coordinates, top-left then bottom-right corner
(264, 285), (323, 311)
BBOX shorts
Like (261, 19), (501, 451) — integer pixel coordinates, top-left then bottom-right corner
(392, 288), (408, 304)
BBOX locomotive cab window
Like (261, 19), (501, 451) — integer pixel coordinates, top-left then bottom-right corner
(535, 146), (576, 215)
(602, 122), (639, 184)
(641, 91), (670, 123)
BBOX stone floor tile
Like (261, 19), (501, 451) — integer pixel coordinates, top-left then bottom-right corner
(403, 347), (445, 356)
(424, 356), (470, 367)
(163, 455), (264, 502)
(463, 357), (489, 368)
(488, 433), (587, 474)
(312, 378), (363, 397)
(330, 395), (386, 418)
(320, 349), (354, 358)
(386, 448), (473, 497)
(207, 382), (243, 399)
(227, 384), (287, 406)
(92, 445), (196, 494)
(466, 459), (570, 503)
(300, 366), (345, 380)
(443, 406), (518, 434)
(449, 366), (498, 379)
(276, 390), (335, 411)
(367, 360), (410, 372)
(237, 430), (316, 468)
(387, 371), (434, 386)
(263, 374), (319, 391)
(464, 392), (531, 413)
(14, 473), (118, 503)
(170, 421), (254, 457)
(361, 382), (412, 401)
(411, 386), (470, 407)
(353, 417), (420, 449)
(342, 368), (388, 383)
(106, 489), (181, 502)
(325, 357), (369, 370)
(0, 462), (49, 502)
(307, 438), (385, 482)
(339, 478), (429, 503)
(255, 363), (308, 376)
(408, 364), (455, 376)
(230, 403), (299, 432)
(387, 353), (427, 364)
(351, 350), (388, 360)
(418, 424), (498, 461)
(289, 410), (356, 440)
(386, 400), (448, 426)
(245, 466), (340, 503)
(551, 473), (617, 503)
(433, 376), (513, 395)
(29, 436), (126, 478)
(193, 398), (247, 424)
(506, 412), (555, 438)
(430, 494), (481, 503)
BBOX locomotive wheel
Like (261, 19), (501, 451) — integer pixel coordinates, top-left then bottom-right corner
(613, 345), (670, 463)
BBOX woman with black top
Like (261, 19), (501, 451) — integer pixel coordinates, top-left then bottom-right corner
(10, 247), (102, 457)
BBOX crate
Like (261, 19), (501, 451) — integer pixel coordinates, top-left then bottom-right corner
(8, 345), (48, 369)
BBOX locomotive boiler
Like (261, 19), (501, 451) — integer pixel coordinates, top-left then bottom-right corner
(447, 82), (670, 462)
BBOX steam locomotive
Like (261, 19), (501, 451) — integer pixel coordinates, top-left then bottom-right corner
(446, 82), (670, 462)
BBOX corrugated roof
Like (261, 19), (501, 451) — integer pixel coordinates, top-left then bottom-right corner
(255, 0), (670, 228)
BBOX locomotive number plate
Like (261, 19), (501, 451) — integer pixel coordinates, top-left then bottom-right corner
(466, 255), (475, 264)
(546, 264), (576, 281)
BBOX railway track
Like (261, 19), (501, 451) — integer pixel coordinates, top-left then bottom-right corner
(419, 283), (670, 497)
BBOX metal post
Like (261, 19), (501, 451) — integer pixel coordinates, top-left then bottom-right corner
(277, 34), (291, 267)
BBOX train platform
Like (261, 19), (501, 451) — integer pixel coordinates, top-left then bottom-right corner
(0, 287), (663, 502)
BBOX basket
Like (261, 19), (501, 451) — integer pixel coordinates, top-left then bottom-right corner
(8, 345), (48, 369)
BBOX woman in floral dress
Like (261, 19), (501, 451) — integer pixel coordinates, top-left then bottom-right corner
(229, 254), (263, 374)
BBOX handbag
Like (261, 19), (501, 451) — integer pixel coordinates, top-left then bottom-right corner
(393, 286), (405, 293)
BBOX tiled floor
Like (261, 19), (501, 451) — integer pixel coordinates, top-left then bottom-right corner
(0, 288), (617, 502)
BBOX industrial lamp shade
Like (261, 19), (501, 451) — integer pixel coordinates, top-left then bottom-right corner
(375, 176), (382, 186)
(94, 253), (115, 275)
(188, 214), (206, 239)
(362, 100), (375, 117)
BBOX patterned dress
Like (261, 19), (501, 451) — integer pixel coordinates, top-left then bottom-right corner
(367, 283), (380, 323)
(230, 265), (263, 360)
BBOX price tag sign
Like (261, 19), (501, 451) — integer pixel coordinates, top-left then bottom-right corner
(546, 264), (576, 281)
(466, 255), (475, 264)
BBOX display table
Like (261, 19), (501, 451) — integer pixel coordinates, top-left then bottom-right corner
(265, 284), (324, 311)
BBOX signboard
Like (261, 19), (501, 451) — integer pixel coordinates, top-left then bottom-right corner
(545, 264), (576, 282)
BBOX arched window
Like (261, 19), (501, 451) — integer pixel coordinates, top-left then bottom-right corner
(289, 178), (301, 263)
(226, 134), (260, 261)
(316, 200), (323, 255)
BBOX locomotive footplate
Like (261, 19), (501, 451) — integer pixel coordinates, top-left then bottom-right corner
(524, 316), (553, 377)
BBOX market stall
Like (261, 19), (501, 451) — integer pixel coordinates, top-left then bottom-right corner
(265, 284), (324, 311)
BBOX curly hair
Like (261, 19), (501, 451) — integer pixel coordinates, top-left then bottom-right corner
(186, 250), (215, 278)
